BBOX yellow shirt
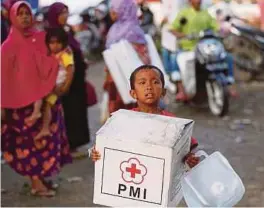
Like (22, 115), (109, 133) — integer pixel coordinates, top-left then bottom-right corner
(59, 50), (74, 68)
(170, 7), (219, 51)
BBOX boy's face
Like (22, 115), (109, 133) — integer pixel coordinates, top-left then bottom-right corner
(48, 37), (63, 54)
(130, 69), (166, 106)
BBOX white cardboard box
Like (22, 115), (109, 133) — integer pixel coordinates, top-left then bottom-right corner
(93, 110), (194, 207)
(102, 35), (176, 105)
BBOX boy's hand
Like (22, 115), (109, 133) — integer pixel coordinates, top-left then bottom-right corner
(183, 152), (199, 168)
(90, 146), (101, 162)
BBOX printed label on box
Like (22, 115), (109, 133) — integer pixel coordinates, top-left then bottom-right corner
(101, 148), (165, 205)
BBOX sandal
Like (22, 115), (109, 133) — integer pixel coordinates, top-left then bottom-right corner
(30, 189), (56, 197)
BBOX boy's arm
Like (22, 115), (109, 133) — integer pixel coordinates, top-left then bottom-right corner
(190, 137), (198, 151)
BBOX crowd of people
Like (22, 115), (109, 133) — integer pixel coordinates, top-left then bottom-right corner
(1, 0), (263, 200)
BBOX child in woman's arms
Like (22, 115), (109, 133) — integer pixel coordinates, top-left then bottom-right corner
(26, 28), (74, 140)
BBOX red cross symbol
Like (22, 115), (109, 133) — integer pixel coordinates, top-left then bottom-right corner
(126, 163), (141, 178)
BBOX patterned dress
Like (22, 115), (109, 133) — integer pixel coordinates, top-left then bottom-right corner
(1, 101), (72, 179)
(103, 43), (151, 114)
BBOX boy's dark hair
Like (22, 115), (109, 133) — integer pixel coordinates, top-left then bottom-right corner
(45, 28), (68, 50)
(129, 64), (165, 90)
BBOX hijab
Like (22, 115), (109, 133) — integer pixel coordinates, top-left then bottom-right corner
(1, 1), (59, 108)
(105, 0), (146, 48)
(47, 2), (81, 52)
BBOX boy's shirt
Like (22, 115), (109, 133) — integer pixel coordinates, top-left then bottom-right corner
(170, 6), (219, 51)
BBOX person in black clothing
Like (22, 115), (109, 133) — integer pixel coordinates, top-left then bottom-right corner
(47, 2), (91, 154)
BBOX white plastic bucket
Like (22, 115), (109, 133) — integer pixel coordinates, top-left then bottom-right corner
(181, 151), (245, 207)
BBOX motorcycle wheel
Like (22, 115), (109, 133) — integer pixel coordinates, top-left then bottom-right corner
(206, 80), (229, 117)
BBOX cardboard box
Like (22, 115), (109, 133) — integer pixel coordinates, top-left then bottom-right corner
(93, 110), (194, 207)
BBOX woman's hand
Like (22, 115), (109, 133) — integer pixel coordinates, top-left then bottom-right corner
(90, 146), (101, 162)
(183, 152), (199, 168)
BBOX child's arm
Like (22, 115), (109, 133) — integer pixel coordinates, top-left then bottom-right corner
(183, 137), (200, 168)
(54, 65), (74, 96)
(89, 146), (101, 162)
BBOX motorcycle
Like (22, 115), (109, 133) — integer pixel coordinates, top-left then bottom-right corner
(176, 30), (230, 117)
(222, 17), (264, 77)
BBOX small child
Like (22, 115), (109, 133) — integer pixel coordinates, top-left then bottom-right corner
(91, 64), (199, 167)
(26, 28), (74, 140)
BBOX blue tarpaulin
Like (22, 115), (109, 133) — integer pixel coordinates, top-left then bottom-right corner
(26, 0), (39, 13)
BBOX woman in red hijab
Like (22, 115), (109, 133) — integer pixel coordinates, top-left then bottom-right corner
(1, 1), (72, 197)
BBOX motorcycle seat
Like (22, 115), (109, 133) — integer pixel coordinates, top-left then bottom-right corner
(233, 23), (264, 37)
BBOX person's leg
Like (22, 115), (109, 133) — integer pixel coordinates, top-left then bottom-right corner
(170, 51), (181, 82)
(170, 51), (189, 101)
(226, 53), (238, 97)
(25, 100), (42, 126)
(161, 47), (171, 75)
(30, 176), (56, 197)
(226, 53), (235, 84)
(34, 103), (52, 140)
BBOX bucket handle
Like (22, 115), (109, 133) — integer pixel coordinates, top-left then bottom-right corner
(184, 150), (209, 171)
(195, 150), (209, 160)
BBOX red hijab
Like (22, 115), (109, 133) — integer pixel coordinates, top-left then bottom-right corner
(1, 1), (59, 109)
